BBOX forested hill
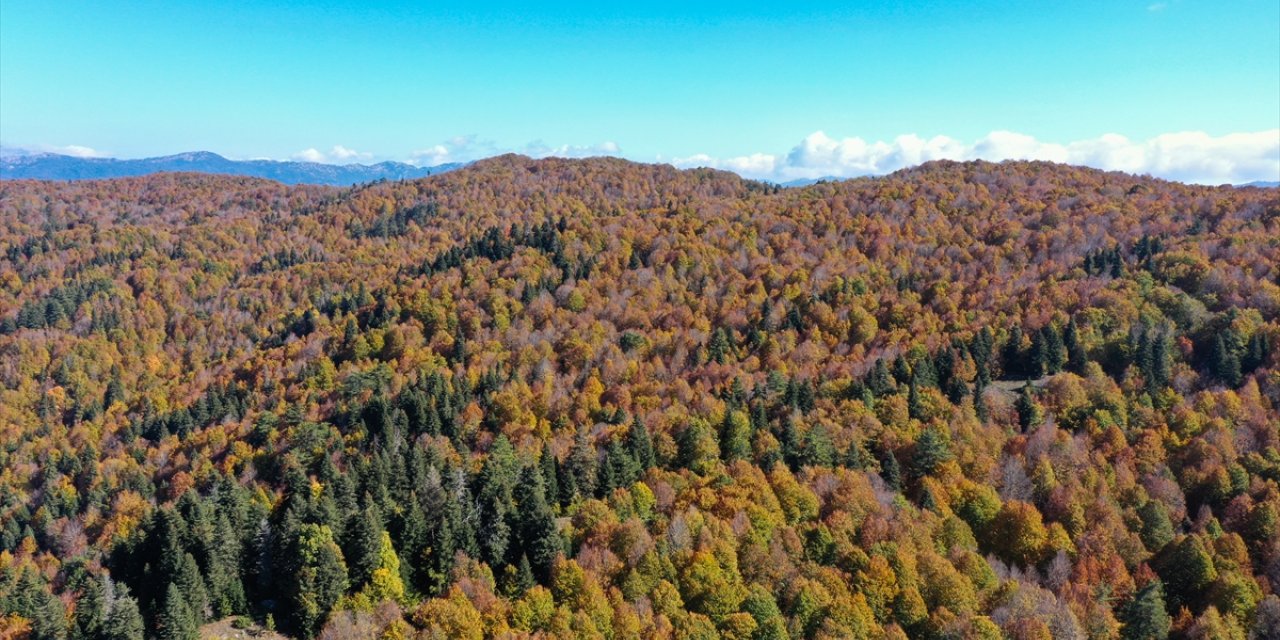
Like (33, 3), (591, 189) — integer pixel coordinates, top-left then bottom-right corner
(1, 156), (1278, 640)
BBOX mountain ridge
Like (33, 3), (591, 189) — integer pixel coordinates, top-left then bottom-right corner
(0, 149), (464, 186)
(5, 148), (1275, 188)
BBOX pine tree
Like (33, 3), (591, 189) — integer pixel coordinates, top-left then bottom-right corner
(974, 378), (989, 423)
(1138, 501), (1175, 552)
(625, 417), (655, 471)
(1210, 334), (1242, 386)
(174, 552), (207, 625)
(912, 425), (953, 479)
(103, 586), (145, 640)
(1121, 580), (1172, 640)
(393, 493), (426, 589)
(1003, 326), (1025, 379)
(891, 356), (912, 386)
(799, 425), (836, 468)
(1044, 324), (1066, 373)
(780, 414), (801, 471)
(1065, 318), (1088, 373)
(1150, 332), (1171, 391)
(1243, 331), (1269, 372)
(719, 409), (752, 462)
(515, 554), (536, 594)
(1015, 383), (1042, 432)
(1030, 330), (1049, 378)
(477, 436), (517, 566)
(343, 503), (385, 591)
(423, 487), (459, 595)
(71, 575), (105, 640)
(868, 359), (895, 396)
(286, 524), (348, 639)
(567, 428), (599, 499)
(156, 584), (198, 640)
(539, 447), (559, 506)
(880, 446), (902, 493)
(246, 518), (275, 614)
(599, 437), (640, 494)
(1154, 535), (1218, 614)
(907, 376), (926, 421)
(514, 465), (561, 583)
(361, 531), (405, 603)
(913, 356), (938, 388)
(707, 328), (731, 364)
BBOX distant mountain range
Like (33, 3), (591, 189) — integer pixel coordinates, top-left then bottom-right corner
(0, 150), (463, 186)
(2, 149), (1276, 189)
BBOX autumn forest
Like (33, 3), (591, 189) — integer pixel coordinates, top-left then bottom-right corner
(1, 156), (1278, 640)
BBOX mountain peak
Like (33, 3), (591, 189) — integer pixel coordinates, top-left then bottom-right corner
(162, 151), (227, 162)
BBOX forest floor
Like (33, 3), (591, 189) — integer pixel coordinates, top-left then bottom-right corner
(989, 377), (1050, 394)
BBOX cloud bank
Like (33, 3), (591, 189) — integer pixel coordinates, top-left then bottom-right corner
(291, 145), (374, 164)
(674, 129), (1280, 185)
(410, 136), (621, 167)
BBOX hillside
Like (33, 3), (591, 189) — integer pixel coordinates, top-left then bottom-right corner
(1, 156), (1278, 639)
(0, 151), (463, 186)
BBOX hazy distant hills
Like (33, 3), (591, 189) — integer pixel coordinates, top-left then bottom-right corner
(0, 150), (463, 186)
(3, 149), (1275, 188)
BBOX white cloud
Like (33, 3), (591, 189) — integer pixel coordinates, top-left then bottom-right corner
(524, 140), (621, 158)
(409, 135), (497, 166)
(291, 145), (373, 164)
(329, 145), (371, 161)
(674, 129), (1280, 185)
(292, 148), (327, 163)
(409, 136), (621, 166)
(10, 143), (108, 158)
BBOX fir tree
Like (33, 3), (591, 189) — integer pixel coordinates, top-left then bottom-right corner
(1016, 383), (1042, 432)
(719, 409), (752, 462)
(514, 465), (561, 583)
(567, 428), (599, 499)
(173, 552), (207, 626)
(1030, 329), (1049, 378)
(1121, 580), (1172, 640)
(1044, 324), (1066, 374)
(103, 586), (145, 640)
(911, 425), (953, 479)
(799, 425), (836, 468)
(1065, 317), (1088, 374)
(1003, 326), (1025, 378)
(539, 447), (559, 506)
(879, 446), (903, 493)
(707, 327), (731, 364)
(477, 436), (517, 566)
(343, 503), (385, 591)
(626, 417), (655, 472)
(868, 359), (895, 396)
(156, 584), (198, 640)
(360, 531), (405, 603)
(70, 575), (105, 640)
(286, 524), (348, 639)
(907, 376), (926, 421)
(599, 437), (640, 494)
(1210, 334), (1242, 387)
(1243, 331), (1270, 373)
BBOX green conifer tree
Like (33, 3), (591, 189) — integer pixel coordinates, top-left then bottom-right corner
(156, 584), (198, 640)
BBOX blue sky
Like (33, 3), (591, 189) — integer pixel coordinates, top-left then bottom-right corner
(2, 1), (1278, 182)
